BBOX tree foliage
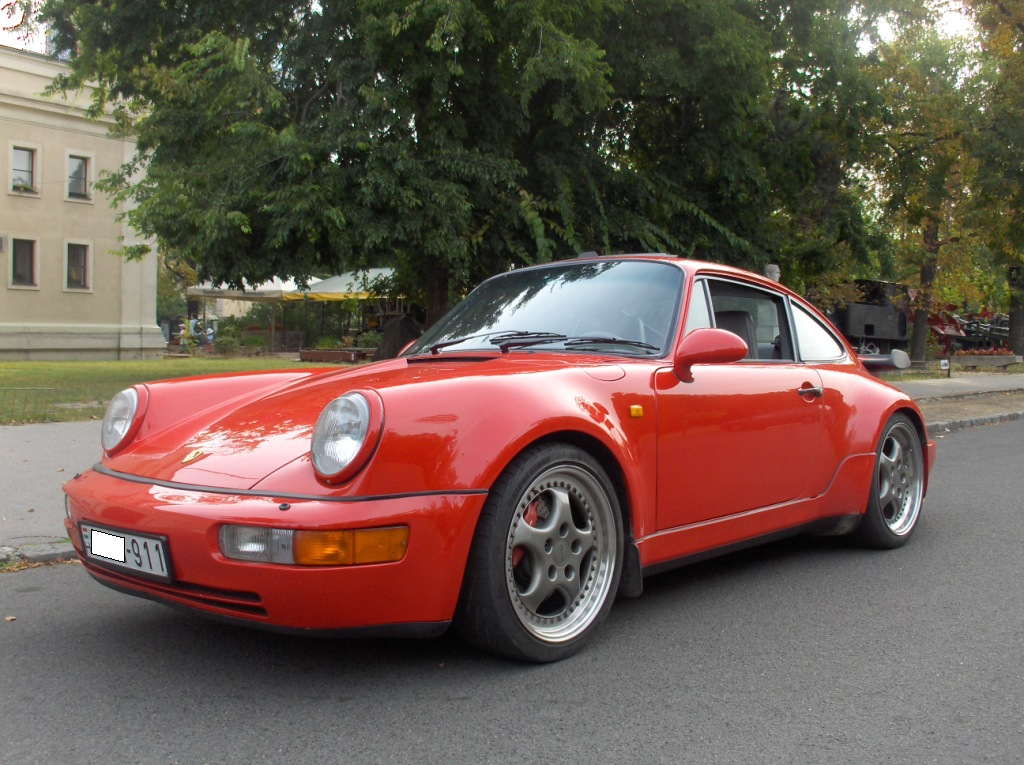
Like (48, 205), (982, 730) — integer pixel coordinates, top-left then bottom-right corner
(25, 0), (949, 322)
(863, 21), (980, 358)
(962, 0), (1024, 352)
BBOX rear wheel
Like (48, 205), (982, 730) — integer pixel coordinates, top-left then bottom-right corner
(855, 413), (925, 548)
(456, 444), (623, 662)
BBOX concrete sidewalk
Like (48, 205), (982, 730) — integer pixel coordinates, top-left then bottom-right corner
(1, 420), (98, 565)
(2, 373), (1023, 566)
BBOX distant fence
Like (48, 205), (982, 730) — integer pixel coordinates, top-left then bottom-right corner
(0, 387), (58, 424)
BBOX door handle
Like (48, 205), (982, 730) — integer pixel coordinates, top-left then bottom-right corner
(798, 385), (824, 398)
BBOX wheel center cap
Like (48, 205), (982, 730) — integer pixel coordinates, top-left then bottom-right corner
(554, 540), (571, 566)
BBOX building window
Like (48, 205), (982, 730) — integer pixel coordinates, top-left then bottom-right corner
(68, 155), (89, 198)
(66, 243), (90, 289)
(11, 238), (37, 286)
(11, 147), (36, 192)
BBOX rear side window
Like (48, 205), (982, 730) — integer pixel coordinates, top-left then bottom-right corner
(792, 303), (847, 361)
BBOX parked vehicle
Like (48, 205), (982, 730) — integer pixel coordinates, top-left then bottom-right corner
(65, 255), (935, 662)
(829, 280), (1012, 356)
(828, 280), (909, 355)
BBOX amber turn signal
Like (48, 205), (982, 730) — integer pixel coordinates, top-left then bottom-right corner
(293, 526), (409, 566)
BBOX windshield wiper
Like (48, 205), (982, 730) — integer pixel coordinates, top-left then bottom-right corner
(563, 336), (660, 352)
(428, 331), (656, 356)
(428, 330), (566, 355)
(489, 331), (568, 353)
(428, 333), (493, 355)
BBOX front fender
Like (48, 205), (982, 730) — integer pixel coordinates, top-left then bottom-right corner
(253, 362), (660, 533)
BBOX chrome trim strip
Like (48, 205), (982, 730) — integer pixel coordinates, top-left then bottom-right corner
(90, 463), (488, 504)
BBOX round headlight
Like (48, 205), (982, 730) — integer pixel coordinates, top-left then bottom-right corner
(311, 391), (382, 483)
(101, 387), (141, 454)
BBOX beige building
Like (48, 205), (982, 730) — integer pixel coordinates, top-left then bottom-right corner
(0, 44), (164, 360)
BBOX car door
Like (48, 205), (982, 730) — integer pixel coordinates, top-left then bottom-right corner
(655, 277), (832, 531)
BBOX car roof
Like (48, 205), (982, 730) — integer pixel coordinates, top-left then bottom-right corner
(570, 252), (794, 296)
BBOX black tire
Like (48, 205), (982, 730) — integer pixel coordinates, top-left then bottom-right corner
(456, 443), (623, 662)
(855, 413), (925, 549)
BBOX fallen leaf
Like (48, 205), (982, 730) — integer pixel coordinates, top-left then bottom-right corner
(4, 616), (15, 622)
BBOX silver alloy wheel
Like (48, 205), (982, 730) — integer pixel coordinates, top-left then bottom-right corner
(505, 463), (619, 644)
(876, 420), (924, 536)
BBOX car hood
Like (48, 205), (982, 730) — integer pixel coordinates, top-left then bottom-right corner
(103, 355), (623, 490)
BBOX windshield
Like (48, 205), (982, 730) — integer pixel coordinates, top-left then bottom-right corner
(404, 259), (683, 357)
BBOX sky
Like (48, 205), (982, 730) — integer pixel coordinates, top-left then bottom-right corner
(0, 4), (45, 52)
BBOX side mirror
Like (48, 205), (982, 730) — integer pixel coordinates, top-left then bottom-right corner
(673, 328), (749, 382)
(859, 348), (911, 373)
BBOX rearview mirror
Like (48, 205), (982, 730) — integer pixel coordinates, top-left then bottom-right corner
(674, 328), (749, 382)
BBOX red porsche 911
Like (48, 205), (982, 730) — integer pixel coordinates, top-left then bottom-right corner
(64, 254), (935, 662)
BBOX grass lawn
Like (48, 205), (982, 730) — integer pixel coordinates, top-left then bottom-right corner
(2, 354), (1015, 426)
(0, 356), (317, 424)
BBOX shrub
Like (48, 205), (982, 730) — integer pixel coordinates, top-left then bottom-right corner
(956, 347), (1014, 356)
(359, 330), (383, 348)
(314, 336), (344, 349)
(214, 335), (242, 356)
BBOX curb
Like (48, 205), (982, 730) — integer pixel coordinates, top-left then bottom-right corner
(925, 410), (1024, 436)
(5, 409), (1024, 568)
(1, 539), (75, 566)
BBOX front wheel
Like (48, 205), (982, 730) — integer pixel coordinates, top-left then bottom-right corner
(456, 444), (623, 662)
(855, 413), (925, 549)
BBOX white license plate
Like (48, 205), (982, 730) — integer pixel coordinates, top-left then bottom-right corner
(81, 524), (172, 582)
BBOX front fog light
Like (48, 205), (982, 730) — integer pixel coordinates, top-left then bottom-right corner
(219, 526), (294, 564)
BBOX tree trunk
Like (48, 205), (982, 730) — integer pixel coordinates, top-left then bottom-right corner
(1010, 287), (1024, 356)
(910, 220), (940, 362)
(423, 263), (451, 328)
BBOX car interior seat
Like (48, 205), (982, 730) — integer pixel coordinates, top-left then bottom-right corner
(713, 310), (757, 359)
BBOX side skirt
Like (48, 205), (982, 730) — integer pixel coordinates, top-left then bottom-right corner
(640, 515), (861, 580)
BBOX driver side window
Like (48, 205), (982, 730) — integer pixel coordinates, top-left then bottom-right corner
(684, 280), (712, 335)
(705, 279), (794, 361)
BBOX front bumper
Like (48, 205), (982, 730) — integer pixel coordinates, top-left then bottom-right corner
(64, 469), (486, 634)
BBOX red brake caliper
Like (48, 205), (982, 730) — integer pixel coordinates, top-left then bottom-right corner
(511, 500), (540, 569)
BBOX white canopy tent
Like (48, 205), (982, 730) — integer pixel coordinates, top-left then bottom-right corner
(186, 276), (321, 303)
(187, 269), (394, 303)
(185, 270), (396, 351)
(283, 268), (395, 301)
(186, 277), (322, 351)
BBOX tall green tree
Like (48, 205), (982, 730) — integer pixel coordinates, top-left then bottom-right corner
(597, 0), (922, 286)
(756, 0), (924, 289)
(39, 0), (625, 321)
(31, 0), (916, 320)
(963, 0), (1024, 353)
(864, 22), (979, 359)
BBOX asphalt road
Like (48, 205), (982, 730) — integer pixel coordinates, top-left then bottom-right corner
(2, 421), (1023, 764)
